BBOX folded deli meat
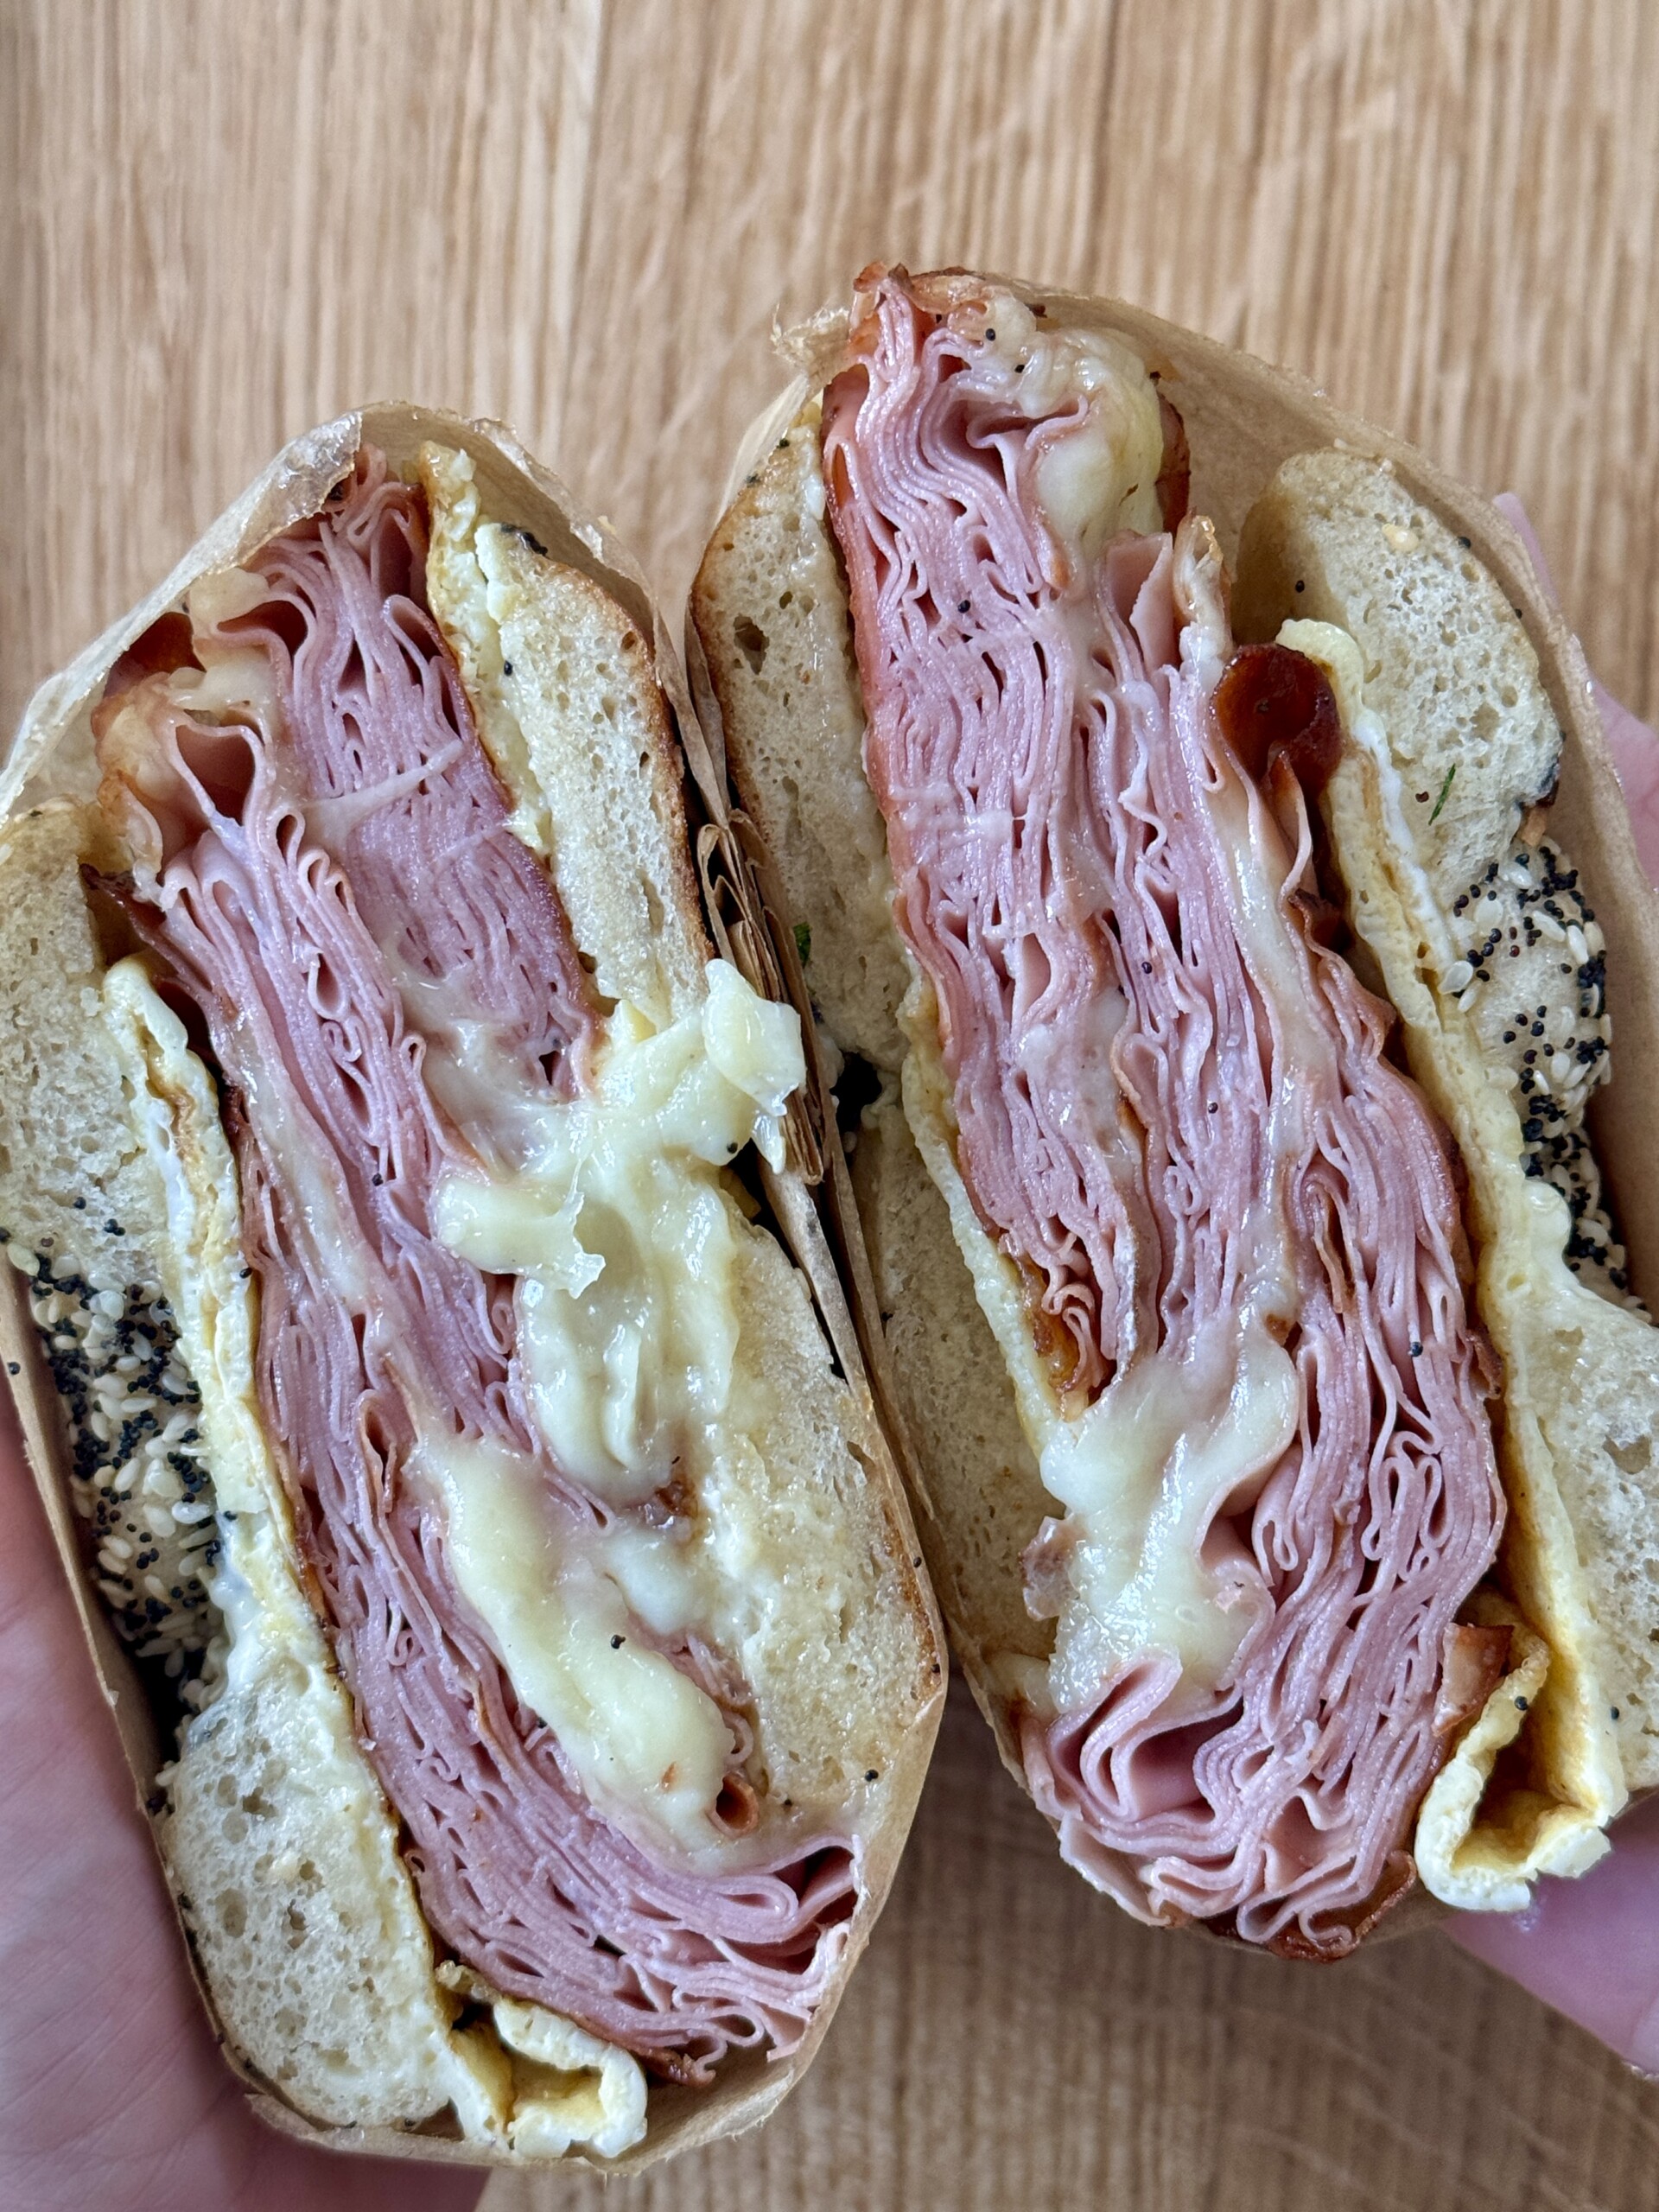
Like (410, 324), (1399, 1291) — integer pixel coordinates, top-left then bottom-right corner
(92, 452), (855, 2077)
(821, 275), (1510, 1952)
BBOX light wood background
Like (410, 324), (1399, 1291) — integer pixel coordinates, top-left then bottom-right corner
(8, 3), (1659, 2207)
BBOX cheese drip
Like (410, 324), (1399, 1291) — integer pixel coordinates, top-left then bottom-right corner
(431, 958), (807, 1854)
(435, 961), (802, 1505)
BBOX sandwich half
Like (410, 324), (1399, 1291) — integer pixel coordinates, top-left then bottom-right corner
(690, 264), (1659, 1955)
(2, 407), (943, 2168)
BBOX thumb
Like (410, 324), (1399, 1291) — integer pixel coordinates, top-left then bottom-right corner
(1448, 1795), (1659, 2074)
(1446, 495), (1659, 2075)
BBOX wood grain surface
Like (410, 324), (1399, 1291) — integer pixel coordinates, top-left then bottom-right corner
(7, 3), (1659, 2206)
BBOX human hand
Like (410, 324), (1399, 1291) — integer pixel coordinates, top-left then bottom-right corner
(1445, 493), (1659, 2075)
(0, 1386), (488, 2212)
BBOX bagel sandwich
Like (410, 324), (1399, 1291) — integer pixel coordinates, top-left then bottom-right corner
(1, 407), (944, 2168)
(690, 264), (1659, 1956)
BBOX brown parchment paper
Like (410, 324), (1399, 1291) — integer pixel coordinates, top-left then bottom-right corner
(1, 404), (945, 2175)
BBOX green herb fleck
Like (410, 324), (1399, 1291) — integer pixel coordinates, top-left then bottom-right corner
(793, 921), (812, 966)
(1427, 763), (1457, 824)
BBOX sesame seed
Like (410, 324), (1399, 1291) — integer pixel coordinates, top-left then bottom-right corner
(24, 1268), (223, 1689)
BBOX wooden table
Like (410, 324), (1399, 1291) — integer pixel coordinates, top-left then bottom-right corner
(7, 4), (1659, 2206)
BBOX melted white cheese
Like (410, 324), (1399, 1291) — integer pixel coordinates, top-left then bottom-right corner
(408, 1427), (734, 1859)
(1042, 1306), (1300, 1716)
(429, 957), (808, 1858)
(435, 960), (801, 1504)
(903, 979), (1302, 1719)
(1033, 645), (1316, 1711)
(968, 292), (1166, 556)
(893, 352), (1315, 1720)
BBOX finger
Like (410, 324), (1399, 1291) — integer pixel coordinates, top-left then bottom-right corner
(1447, 1793), (1659, 2075)
(0, 1361), (238, 2183)
(1494, 491), (1659, 884)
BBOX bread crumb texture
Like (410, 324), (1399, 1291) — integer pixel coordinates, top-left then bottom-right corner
(692, 407), (911, 1070)
(854, 1096), (1053, 1679)
(1235, 448), (1562, 914)
(0, 806), (163, 1287)
(162, 1516), (492, 2128)
(423, 441), (706, 1027)
(715, 1214), (936, 1805)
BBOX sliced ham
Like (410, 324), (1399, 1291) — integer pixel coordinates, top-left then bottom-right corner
(823, 272), (1504, 1955)
(96, 449), (856, 2077)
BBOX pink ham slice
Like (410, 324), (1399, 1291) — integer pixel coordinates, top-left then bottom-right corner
(96, 449), (856, 2077)
(823, 272), (1504, 1955)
